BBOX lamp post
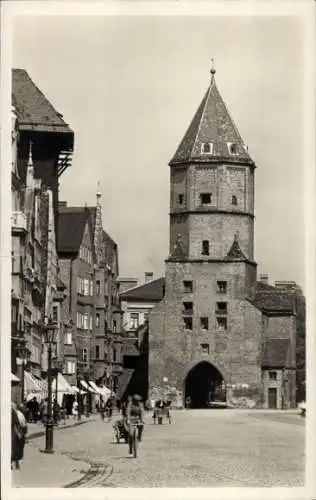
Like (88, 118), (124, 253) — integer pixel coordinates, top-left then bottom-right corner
(41, 317), (58, 454)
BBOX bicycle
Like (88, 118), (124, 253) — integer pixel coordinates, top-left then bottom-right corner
(128, 418), (143, 458)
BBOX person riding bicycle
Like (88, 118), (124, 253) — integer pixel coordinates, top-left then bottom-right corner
(126, 394), (144, 454)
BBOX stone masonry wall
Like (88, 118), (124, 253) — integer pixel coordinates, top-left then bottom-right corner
(149, 260), (262, 407)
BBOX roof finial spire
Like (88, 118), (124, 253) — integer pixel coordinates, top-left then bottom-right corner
(28, 140), (33, 167)
(210, 58), (216, 80)
(96, 180), (101, 200)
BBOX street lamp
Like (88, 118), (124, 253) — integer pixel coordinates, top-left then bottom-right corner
(41, 317), (58, 454)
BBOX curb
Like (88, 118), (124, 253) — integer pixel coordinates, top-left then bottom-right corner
(26, 417), (98, 441)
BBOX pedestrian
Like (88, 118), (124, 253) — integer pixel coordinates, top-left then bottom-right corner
(100, 398), (105, 421)
(11, 401), (28, 470)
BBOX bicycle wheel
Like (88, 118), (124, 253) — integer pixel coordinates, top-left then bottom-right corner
(133, 428), (137, 458)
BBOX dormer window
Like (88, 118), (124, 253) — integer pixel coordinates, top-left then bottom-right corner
(201, 142), (214, 155)
(232, 195), (237, 205)
(227, 142), (238, 155)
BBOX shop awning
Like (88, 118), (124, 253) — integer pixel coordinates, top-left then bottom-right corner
(80, 380), (94, 392)
(24, 371), (42, 393)
(11, 373), (20, 382)
(98, 386), (112, 398)
(88, 381), (101, 394)
(52, 373), (75, 394)
(71, 386), (86, 395)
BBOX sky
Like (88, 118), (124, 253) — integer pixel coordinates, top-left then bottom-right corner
(13, 14), (305, 289)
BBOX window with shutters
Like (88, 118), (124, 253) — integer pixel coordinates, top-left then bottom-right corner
(96, 313), (100, 328)
(84, 279), (90, 296)
(83, 314), (89, 330)
(64, 331), (72, 345)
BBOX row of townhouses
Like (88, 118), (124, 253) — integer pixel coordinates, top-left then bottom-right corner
(11, 69), (124, 405)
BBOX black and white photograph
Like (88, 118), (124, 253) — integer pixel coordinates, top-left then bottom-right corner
(1, 1), (315, 497)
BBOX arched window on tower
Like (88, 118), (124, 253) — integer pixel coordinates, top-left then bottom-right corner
(232, 195), (238, 205)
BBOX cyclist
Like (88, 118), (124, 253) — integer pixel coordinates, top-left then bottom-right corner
(126, 394), (144, 454)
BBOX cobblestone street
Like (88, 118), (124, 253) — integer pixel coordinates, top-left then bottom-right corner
(13, 409), (305, 488)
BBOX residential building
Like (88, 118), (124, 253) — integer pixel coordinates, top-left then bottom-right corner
(120, 275), (165, 335)
(147, 66), (304, 409)
(57, 204), (96, 390)
(57, 193), (123, 395)
(11, 69), (74, 390)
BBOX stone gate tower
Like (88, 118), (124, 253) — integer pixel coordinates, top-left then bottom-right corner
(149, 65), (264, 407)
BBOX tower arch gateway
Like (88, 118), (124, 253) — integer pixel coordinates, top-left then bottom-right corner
(184, 361), (226, 409)
(148, 65), (263, 408)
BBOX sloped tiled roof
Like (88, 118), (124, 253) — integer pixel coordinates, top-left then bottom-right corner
(120, 277), (165, 302)
(12, 69), (73, 139)
(59, 205), (97, 234)
(170, 71), (253, 166)
(253, 282), (295, 313)
(262, 338), (290, 368)
(57, 210), (88, 254)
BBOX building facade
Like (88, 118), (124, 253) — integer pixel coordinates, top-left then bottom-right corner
(148, 67), (304, 409)
(57, 194), (123, 395)
(11, 69), (74, 395)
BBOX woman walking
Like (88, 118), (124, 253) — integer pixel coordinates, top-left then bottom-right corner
(11, 402), (28, 470)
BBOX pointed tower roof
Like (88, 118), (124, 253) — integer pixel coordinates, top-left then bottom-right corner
(170, 63), (253, 166)
(224, 233), (248, 261)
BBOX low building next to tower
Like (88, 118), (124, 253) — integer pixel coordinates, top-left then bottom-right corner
(147, 66), (305, 410)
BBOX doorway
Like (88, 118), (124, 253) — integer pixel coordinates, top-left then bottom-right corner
(184, 361), (225, 409)
(268, 387), (277, 409)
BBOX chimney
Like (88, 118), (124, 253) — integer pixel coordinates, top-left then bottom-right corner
(259, 274), (269, 285)
(144, 272), (154, 283)
(58, 201), (67, 209)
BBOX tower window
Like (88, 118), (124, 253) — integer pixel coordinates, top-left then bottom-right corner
(183, 302), (193, 314)
(201, 343), (210, 354)
(183, 317), (193, 330)
(200, 317), (209, 330)
(217, 281), (227, 294)
(202, 240), (209, 256)
(201, 142), (214, 155)
(228, 142), (238, 155)
(232, 195), (237, 205)
(200, 193), (212, 205)
(216, 302), (228, 314)
(183, 280), (193, 293)
(216, 317), (227, 330)
(178, 194), (184, 205)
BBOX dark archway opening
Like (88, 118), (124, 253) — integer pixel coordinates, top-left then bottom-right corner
(184, 362), (225, 409)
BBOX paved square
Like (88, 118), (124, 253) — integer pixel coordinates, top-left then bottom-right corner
(17, 409), (304, 487)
